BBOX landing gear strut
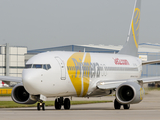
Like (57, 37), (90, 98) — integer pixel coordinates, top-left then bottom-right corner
(55, 97), (70, 110)
(37, 101), (45, 111)
(114, 99), (130, 110)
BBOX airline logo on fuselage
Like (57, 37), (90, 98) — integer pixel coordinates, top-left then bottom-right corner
(113, 58), (130, 65)
(71, 58), (100, 78)
(67, 53), (100, 97)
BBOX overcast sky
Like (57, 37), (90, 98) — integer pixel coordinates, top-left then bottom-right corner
(0, 0), (160, 50)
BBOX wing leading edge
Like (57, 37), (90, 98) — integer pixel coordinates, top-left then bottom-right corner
(97, 77), (160, 90)
(142, 59), (160, 65)
(97, 79), (132, 90)
(0, 76), (22, 85)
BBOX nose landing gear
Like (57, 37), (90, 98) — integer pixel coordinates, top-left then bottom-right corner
(55, 97), (71, 110)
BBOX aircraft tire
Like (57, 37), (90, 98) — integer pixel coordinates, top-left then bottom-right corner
(55, 98), (61, 110)
(37, 103), (41, 111)
(64, 98), (70, 110)
(123, 104), (130, 109)
(42, 103), (45, 111)
(114, 99), (121, 109)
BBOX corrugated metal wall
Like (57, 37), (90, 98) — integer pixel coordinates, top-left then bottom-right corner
(140, 52), (160, 77)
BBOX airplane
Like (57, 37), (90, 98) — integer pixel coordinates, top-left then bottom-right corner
(1, 0), (160, 110)
(0, 81), (8, 88)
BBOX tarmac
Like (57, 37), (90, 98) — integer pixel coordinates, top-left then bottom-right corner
(0, 90), (160, 120)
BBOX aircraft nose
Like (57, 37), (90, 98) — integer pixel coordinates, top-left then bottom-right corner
(22, 70), (40, 94)
(22, 71), (32, 83)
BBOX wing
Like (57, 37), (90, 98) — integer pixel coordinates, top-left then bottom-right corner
(97, 77), (160, 90)
(0, 76), (22, 85)
(138, 77), (160, 84)
(142, 59), (160, 65)
(96, 79), (131, 90)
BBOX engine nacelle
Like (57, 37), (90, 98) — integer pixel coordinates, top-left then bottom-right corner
(116, 82), (145, 104)
(11, 83), (40, 104)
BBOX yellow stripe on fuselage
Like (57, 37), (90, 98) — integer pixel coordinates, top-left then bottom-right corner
(67, 52), (84, 96)
(82, 53), (91, 97)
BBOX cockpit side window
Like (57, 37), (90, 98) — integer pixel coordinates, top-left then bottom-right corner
(43, 64), (47, 70)
(47, 64), (51, 70)
(25, 64), (32, 68)
(33, 64), (42, 68)
(25, 64), (51, 70)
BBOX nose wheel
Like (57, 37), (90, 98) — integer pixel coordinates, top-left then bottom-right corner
(55, 97), (71, 110)
(37, 102), (45, 111)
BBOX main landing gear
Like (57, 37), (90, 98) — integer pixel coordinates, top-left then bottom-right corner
(37, 101), (45, 111)
(36, 97), (70, 111)
(55, 97), (71, 110)
(114, 99), (130, 110)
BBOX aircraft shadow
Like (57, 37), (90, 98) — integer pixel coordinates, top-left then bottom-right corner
(0, 107), (140, 111)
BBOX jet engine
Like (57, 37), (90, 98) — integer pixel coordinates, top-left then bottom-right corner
(11, 83), (40, 104)
(115, 82), (145, 104)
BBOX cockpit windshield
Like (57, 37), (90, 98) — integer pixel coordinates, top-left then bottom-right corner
(25, 64), (51, 70)
(33, 64), (42, 68)
(25, 64), (32, 68)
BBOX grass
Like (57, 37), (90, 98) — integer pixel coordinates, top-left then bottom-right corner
(0, 87), (12, 89)
(0, 94), (11, 96)
(142, 87), (160, 95)
(0, 100), (112, 108)
(144, 87), (160, 91)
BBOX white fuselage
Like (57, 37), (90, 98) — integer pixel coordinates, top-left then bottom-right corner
(22, 51), (142, 97)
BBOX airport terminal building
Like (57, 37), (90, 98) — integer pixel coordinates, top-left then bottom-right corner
(0, 43), (27, 78)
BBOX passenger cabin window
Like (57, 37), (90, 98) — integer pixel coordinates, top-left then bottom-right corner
(25, 64), (51, 70)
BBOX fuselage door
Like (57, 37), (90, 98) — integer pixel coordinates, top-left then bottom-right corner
(55, 57), (66, 80)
